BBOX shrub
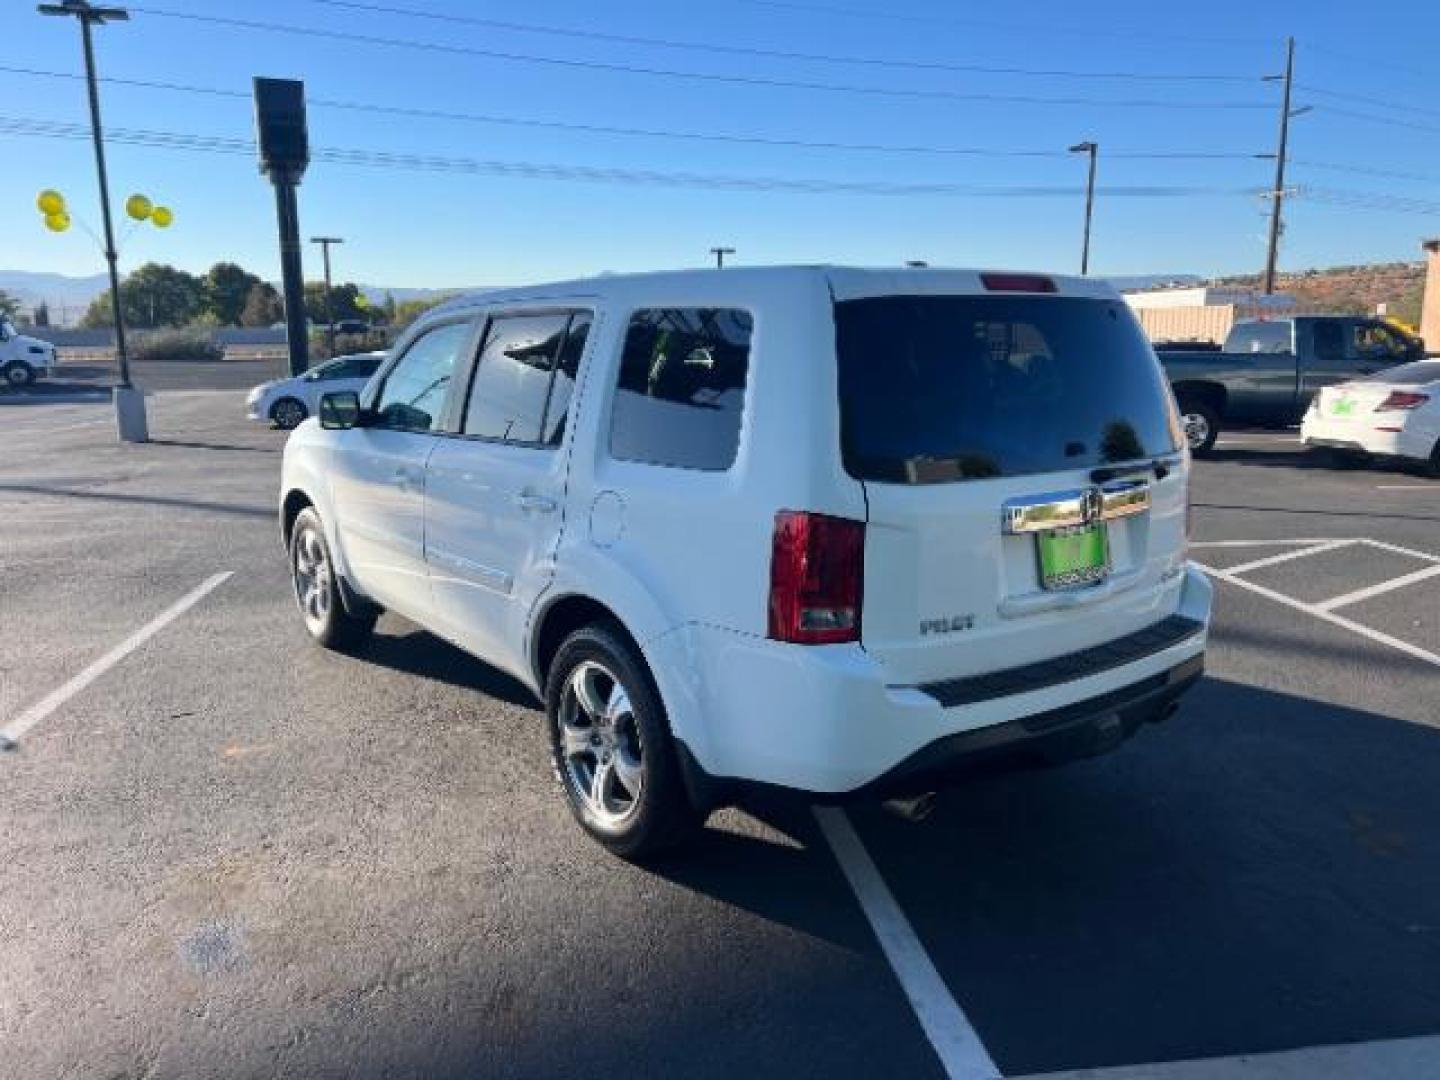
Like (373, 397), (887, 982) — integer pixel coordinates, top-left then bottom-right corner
(131, 329), (224, 363)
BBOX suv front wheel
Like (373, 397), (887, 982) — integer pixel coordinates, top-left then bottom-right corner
(289, 507), (377, 651)
(546, 623), (700, 860)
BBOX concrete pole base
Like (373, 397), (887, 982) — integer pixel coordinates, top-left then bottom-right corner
(113, 385), (149, 443)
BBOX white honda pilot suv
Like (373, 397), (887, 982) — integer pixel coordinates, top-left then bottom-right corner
(280, 266), (1211, 858)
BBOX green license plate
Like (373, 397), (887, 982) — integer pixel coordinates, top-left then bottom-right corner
(1330, 397), (1356, 417)
(1036, 523), (1110, 590)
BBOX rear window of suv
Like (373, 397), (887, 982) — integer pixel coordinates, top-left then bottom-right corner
(835, 295), (1181, 484)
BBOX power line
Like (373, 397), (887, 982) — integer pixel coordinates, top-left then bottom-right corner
(0, 114), (1266, 199)
(1294, 84), (1440, 121)
(0, 64), (1269, 161)
(730, 0), (1270, 46)
(1302, 42), (1435, 83)
(123, 6), (1273, 109)
(1315, 104), (1440, 136)
(1296, 186), (1440, 217)
(1291, 159), (1440, 185)
(298, 0), (1256, 83)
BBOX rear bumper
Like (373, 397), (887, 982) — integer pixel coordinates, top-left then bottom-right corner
(652, 565), (1212, 795)
(1302, 418), (1433, 460)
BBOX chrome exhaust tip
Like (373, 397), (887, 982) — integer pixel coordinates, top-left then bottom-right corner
(882, 792), (937, 822)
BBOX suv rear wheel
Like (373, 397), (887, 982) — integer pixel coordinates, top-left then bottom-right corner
(289, 507), (376, 651)
(546, 623), (700, 860)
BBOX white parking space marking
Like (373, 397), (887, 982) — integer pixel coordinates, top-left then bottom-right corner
(1376, 484), (1437, 491)
(0, 572), (233, 750)
(813, 806), (1000, 1080)
(1222, 539), (1355, 576)
(1012, 1033), (1440, 1079)
(1189, 539), (1338, 549)
(1194, 561), (1440, 671)
(1315, 563), (1440, 612)
(1215, 433), (1300, 443)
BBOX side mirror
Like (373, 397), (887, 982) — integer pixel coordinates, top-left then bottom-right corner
(319, 390), (366, 430)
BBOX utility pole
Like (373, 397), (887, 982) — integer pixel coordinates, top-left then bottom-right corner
(310, 236), (343, 358)
(39, 0), (147, 442)
(1262, 37), (1298, 295)
(254, 77), (311, 378)
(1069, 141), (1098, 276)
(710, 246), (735, 269)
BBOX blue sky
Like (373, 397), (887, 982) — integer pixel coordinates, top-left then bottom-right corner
(4, 0), (1438, 289)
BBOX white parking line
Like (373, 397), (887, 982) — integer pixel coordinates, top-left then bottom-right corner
(1376, 484), (1436, 491)
(1012, 1033), (1440, 1079)
(0, 572), (233, 750)
(813, 806), (1000, 1080)
(1193, 561), (1440, 670)
(1224, 539), (1355, 576)
(1315, 563), (1440, 612)
(1189, 539), (1338, 549)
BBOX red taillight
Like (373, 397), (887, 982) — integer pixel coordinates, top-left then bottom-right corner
(768, 511), (864, 645)
(980, 272), (1057, 293)
(1376, 391), (1429, 411)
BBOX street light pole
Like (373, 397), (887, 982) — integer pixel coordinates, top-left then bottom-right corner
(710, 246), (735, 269)
(39, 0), (147, 442)
(1069, 141), (1098, 276)
(310, 236), (343, 358)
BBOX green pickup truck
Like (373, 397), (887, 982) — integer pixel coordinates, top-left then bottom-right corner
(1159, 315), (1425, 454)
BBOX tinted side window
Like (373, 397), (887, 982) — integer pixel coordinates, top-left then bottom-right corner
(464, 313), (571, 443)
(609, 308), (752, 470)
(542, 313), (590, 446)
(373, 321), (469, 432)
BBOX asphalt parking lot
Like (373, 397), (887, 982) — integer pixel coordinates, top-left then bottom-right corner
(3, 369), (1439, 1079)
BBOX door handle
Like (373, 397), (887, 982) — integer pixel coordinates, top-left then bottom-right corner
(513, 492), (558, 514)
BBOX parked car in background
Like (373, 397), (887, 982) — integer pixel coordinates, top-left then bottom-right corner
(0, 316), (58, 388)
(1160, 315), (1424, 454)
(1302, 359), (1440, 476)
(278, 266), (1210, 858)
(246, 351), (385, 429)
(334, 319), (370, 336)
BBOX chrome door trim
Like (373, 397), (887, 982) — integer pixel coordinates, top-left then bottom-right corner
(426, 546), (514, 594)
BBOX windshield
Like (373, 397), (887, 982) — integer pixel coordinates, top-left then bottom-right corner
(835, 295), (1181, 484)
(1372, 360), (1440, 385)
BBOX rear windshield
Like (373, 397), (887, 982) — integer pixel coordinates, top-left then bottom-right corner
(1225, 321), (1293, 353)
(1373, 360), (1440, 385)
(836, 295), (1181, 484)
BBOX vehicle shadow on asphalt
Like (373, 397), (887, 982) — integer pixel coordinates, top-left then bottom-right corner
(1208, 445), (1439, 480)
(840, 675), (1440, 1076)
(356, 623), (540, 709)
(0, 483), (275, 519)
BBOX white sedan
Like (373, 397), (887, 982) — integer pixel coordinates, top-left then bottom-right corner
(1302, 359), (1440, 475)
(246, 352), (386, 430)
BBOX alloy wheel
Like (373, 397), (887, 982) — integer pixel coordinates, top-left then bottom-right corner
(292, 525), (332, 634)
(557, 660), (645, 827)
(1182, 411), (1210, 450)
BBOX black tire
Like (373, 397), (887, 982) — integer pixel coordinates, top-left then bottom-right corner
(288, 507), (376, 652)
(1176, 397), (1220, 456)
(545, 622), (701, 860)
(2, 362), (36, 389)
(271, 397), (308, 430)
(1426, 440), (1440, 479)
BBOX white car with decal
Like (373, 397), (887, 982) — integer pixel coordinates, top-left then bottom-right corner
(1302, 360), (1440, 476)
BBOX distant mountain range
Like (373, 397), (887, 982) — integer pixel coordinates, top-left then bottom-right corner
(0, 270), (459, 325)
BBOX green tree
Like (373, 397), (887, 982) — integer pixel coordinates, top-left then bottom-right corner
(380, 290), (398, 326)
(304, 281), (366, 324)
(202, 261), (261, 326)
(239, 282), (285, 327)
(81, 262), (203, 328)
(393, 295), (448, 329)
(0, 288), (18, 320)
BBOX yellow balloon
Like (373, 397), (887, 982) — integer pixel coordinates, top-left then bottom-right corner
(151, 206), (174, 228)
(125, 194), (153, 221)
(37, 189), (65, 215)
(44, 212), (71, 233)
